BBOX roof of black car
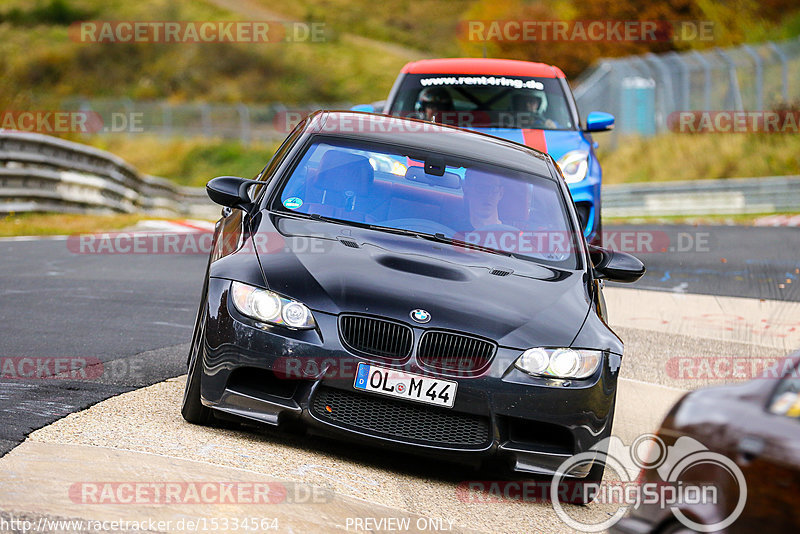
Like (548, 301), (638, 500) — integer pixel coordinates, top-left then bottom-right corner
(303, 111), (553, 177)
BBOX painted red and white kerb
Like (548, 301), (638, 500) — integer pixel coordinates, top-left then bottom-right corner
(69, 21), (325, 43)
(669, 111), (800, 134)
(461, 20), (715, 43)
(69, 482), (329, 504)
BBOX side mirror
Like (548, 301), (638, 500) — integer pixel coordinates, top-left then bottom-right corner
(206, 176), (258, 210)
(589, 246), (645, 283)
(585, 111), (615, 132)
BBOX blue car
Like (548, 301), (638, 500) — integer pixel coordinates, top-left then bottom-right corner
(353, 58), (614, 245)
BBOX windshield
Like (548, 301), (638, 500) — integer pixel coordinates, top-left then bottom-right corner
(389, 74), (576, 130)
(274, 138), (579, 268)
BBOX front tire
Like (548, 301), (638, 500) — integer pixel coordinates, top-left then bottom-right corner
(181, 306), (212, 425)
(556, 399), (615, 505)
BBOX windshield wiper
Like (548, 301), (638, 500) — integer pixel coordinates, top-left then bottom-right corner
(303, 214), (511, 256)
(301, 213), (433, 240)
(305, 212), (372, 229)
(419, 232), (512, 257)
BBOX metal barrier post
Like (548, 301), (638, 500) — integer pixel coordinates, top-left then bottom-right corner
(767, 41), (790, 103)
(742, 44), (764, 110)
(714, 48), (744, 111)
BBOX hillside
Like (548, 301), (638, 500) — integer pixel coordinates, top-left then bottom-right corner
(0, 0), (419, 110)
(2, 0), (800, 187)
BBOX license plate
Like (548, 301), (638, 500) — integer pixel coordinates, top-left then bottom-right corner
(353, 363), (457, 408)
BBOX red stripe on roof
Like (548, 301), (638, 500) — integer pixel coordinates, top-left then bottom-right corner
(401, 58), (565, 78)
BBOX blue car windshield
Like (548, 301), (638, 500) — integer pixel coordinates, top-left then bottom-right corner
(275, 138), (579, 268)
(389, 74), (575, 130)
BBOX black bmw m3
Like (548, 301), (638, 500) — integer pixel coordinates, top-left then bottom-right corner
(181, 111), (644, 494)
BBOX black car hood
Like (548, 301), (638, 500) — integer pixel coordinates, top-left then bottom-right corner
(255, 214), (591, 349)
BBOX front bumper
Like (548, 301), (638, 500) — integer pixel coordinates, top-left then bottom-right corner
(199, 278), (618, 477)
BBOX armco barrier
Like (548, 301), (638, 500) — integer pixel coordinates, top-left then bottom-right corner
(0, 131), (214, 217)
(603, 175), (800, 217)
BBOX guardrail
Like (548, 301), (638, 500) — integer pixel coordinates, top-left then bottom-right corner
(0, 131), (215, 218)
(603, 175), (800, 218)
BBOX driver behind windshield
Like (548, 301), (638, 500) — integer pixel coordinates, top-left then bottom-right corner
(512, 92), (557, 129)
(453, 168), (505, 231)
(415, 87), (454, 124)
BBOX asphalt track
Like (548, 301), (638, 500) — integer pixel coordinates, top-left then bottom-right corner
(1, 224), (797, 455)
(0, 234), (205, 455)
(603, 224), (800, 301)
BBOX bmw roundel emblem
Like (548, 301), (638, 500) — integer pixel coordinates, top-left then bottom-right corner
(410, 309), (431, 323)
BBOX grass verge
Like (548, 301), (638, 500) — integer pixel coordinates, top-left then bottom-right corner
(604, 211), (800, 227)
(0, 213), (156, 237)
(598, 132), (800, 184)
(84, 135), (280, 187)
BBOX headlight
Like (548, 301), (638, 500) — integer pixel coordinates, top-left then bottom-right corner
(231, 281), (316, 329)
(514, 348), (602, 379)
(556, 150), (589, 183)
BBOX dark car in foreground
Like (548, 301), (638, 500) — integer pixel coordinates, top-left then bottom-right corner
(613, 352), (800, 533)
(181, 111), (644, 497)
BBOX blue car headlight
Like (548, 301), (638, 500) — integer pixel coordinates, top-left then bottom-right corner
(556, 150), (590, 184)
(514, 348), (602, 379)
(231, 281), (316, 329)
